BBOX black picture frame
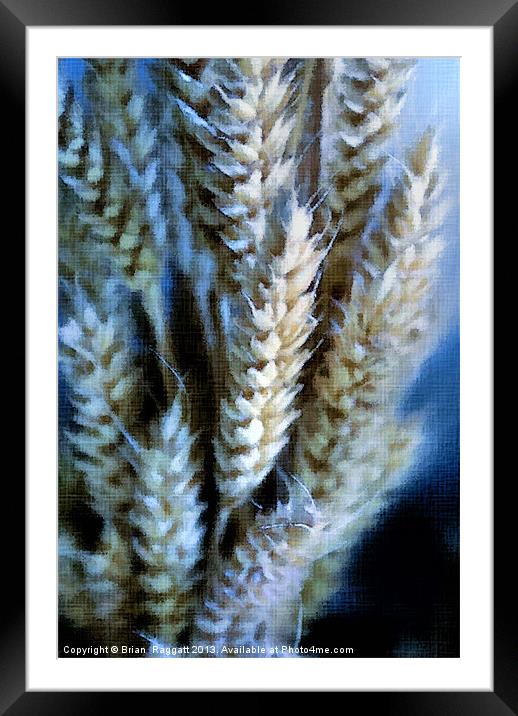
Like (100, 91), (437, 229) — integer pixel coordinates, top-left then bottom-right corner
(5, 0), (504, 710)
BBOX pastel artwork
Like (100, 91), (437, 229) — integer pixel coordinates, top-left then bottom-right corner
(58, 58), (459, 658)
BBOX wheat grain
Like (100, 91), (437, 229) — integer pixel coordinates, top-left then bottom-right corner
(290, 131), (444, 620)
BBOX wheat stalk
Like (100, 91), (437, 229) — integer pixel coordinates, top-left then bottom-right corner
(129, 393), (205, 645)
(319, 58), (415, 305)
(163, 60), (317, 534)
(152, 59), (224, 377)
(195, 514), (315, 652)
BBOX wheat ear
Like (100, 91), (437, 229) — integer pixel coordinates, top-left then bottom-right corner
(214, 196), (325, 531)
(165, 59), (299, 375)
(129, 392), (205, 645)
(152, 59), (223, 373)
(296, 130), (443, 498)
(319, 57), (415, 304)
(59, 63), (170, 374)
(170, 58), (298, 255)
(60, 286), (139, 516)
(59, 285), (140, 631)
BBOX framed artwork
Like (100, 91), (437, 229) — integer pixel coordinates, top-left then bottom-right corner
(8, 0), (504, 708)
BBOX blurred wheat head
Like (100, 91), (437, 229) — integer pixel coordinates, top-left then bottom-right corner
(59, 57), (448, 655)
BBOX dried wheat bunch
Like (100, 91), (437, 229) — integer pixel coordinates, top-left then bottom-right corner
(58, 59), (453, 656)
(213, 196), (325, 534)
(320, 58), (415, 304)
(129, 392), (205, 645)
(195, 130), (444, 651)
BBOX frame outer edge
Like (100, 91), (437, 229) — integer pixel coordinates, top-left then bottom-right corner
(494, 3), (518, 715)
(0, 2), (26, 716)
(0, 0), (517, 26)
(13, 0), (508, 709)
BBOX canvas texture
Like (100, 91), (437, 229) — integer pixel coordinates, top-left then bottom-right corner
(58, 58), (459, 658)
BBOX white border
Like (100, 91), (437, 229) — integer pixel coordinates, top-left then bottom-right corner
(27, 27), (492, 691)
